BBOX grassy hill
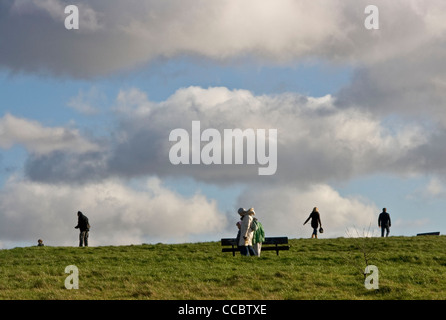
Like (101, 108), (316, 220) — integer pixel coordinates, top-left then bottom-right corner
(0, 236), (445, 300)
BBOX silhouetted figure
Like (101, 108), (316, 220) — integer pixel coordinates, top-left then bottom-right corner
(37, 239), (44, 247)
(378, 208), (391, 237)
(75, 211), (90, 247)
(304, 207), (322, 239)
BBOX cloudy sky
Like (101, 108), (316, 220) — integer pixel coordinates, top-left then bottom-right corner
(1, 0), (446, 248)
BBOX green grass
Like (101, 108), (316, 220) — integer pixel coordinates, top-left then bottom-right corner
(1, 236), (445, 300)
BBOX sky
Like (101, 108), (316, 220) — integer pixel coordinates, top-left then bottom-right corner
(1, 0), (446, 248)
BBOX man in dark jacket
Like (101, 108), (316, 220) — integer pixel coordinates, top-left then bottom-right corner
(378, 208), (391, 237)
(75, 211), (90, 247)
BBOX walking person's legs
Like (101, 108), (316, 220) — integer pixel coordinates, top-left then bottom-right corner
(79, 231), (84, 247)
(240, 246), (248, 256)
(252, 243), (259, 256)
(254, 242), (262, 257)
(79, 231), (89, 247)
(84, 231), (89, 247)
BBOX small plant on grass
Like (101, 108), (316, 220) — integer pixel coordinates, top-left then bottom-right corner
(344, 224), (380, 280)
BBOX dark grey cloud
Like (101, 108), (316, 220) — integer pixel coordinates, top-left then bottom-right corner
(398, 129), (446, 177)
(335, 44), (446, 122)
(25, 150), (108, 184)
(2, 0), (444, 78)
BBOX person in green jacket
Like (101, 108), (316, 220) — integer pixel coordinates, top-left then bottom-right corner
(252, 217), (265, 257)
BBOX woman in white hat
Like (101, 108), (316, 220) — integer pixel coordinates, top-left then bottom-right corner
(237, 207), (256, 256)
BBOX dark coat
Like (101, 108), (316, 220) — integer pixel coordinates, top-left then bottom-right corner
(378, 212), (391, 227)
(305, 211), (321, 229)
(76, 213), (90, 231)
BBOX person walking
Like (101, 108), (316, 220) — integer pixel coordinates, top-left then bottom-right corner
(251, 217), (265, 257)
(237, 207), (256, 256)
(378, 208), (391, 237)
(75, 211), (90, 247)
(304, 207), (322, 239)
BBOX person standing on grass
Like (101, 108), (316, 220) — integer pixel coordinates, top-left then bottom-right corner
(304, 207), (322, 239)
(75, 211), (90, 247)
(378, 208), (391, 237)
(237, 207), (256, 256)
(251, 217), (265, 257)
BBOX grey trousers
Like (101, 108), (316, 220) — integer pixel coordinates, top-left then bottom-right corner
(79, 231), (89, 247)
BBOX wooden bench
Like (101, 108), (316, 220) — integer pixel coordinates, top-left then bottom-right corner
(221, 237), (290, 256)
(417, 232), (440, 236)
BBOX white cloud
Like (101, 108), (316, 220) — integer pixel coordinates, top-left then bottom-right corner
(0, 113), (100, 155)
(426, 178), (446, 197)
(0, 177), (227, 248)
(67, 87), (105, 115)
(237, 183), (378, 239)
(21, 86), (432, 184)
(407, 177), (446, 200)
(114, 88), (154, 116)
(110, 86), (430, 183)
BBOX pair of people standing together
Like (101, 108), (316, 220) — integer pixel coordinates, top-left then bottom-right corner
(236, 207), (265, 256)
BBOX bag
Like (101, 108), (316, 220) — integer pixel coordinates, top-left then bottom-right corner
(250, 219), (259, 232)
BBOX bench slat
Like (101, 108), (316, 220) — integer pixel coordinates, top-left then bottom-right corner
(221, 246), (290, 253)
(222, 237), (288, 245)
(417, 232), (440, 236)
(221, 238), (238, 246)
(261, 246), (290, 251)
(221, 237), (289, 255)
(262, 237), (288, 245)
